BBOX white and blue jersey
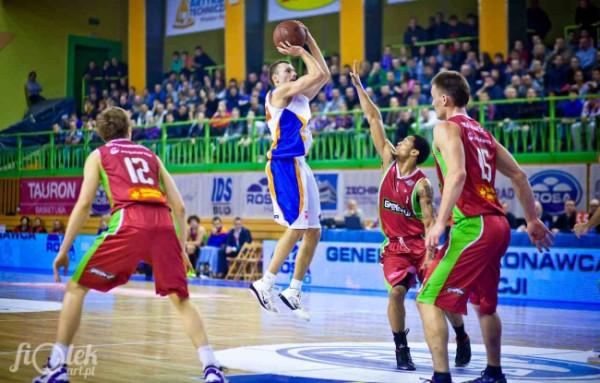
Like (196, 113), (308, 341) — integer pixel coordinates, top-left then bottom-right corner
(265, 90), (321, 229)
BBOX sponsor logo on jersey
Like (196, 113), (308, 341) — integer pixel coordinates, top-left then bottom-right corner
(529, 170), (582, 215)
(383, 198), (413, 217)
(446, 287), (464, 296)
(477, 184), (497, 201)
(128, 187), (165, 202)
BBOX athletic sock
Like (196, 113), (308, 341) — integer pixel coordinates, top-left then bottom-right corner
(485, 364), (503, 378)
(433, 371), (452, 383)
(197, 345), (218, 369)
(290, 279), (303, 290)
(262, 271), (276, 288)
(453, 324), (467, 341)
(49, 343), (69, 369)
(393, 330), (407, 348)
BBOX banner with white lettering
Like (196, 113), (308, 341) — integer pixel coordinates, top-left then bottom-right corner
(165, 0), (225, 37)
(268, 0), (340, 22)
(263, 240), (600, 304)
(19, 177), (83, 215)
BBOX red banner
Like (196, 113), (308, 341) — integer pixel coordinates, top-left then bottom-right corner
(19, 177), (83, 215)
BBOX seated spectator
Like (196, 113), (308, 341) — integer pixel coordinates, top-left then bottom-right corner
(344, 199), (364, 222)
(404, 17), (426, 56)
(463, 13), (478, 36)
(185, 215), (205, 276)
(576, 35), (597, 71)
(209, 101), (231, 136)
(188, 111), (207, 138)
(395, 109), (415, 143)
(171, 51), (183, 73)
(13, 216), (32, 233)
(32, 217), (47, 233)
(552, 199), (577, 233)
(502, 201), (518, 229)
(222, 108), (245, 140)
(477, 74), (503, 100)
(51, 219), (65, 234)
(64, 119), (83, 145)
(585, 198), (600, 233)
(97, 216), (109, 235)
(325, 88), (345, 113)
(223, 217), (253, 265)
(518, 200), (553, 232)
(193, 45), (216, 78)
(207, 216), (227, 248)
(571, 96), (599, 151)
(545, 54), (570, 95)
(25, 71), (44, 106)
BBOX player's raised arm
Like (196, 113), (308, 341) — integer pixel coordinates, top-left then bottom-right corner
(299, 22), (330, 95)
(53, 151), (101, 281)
(496, 141), (553, 250)
(425, 121), (466, 250)
(349, 61), (395, 167)
(271, 42), (328, 103)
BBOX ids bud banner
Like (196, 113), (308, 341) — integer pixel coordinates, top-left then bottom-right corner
(165, 0), (225, 36)
(19, 177), (83, 215)
(268, 0), (339, 22)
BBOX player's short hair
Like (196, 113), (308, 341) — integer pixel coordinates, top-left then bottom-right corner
(431, 70), (470, 107)
(212, 216), (221, 223)
(269, 60), (291, 86)
(96, 107), (129, 142)
(411, 135), (431, 164)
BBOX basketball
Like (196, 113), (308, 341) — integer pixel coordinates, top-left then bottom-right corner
(273, 20), (307, 47)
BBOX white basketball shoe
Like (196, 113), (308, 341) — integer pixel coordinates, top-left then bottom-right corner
(279, 287), (310, 321)
(250, 279), (279, 313)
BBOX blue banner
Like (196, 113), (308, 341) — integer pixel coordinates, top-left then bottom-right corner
(0, 233), (97, 273)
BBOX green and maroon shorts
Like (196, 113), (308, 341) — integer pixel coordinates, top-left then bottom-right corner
(417, 214), (510, 315)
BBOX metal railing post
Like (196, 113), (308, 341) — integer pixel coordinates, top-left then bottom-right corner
(161, 123), (168, 162)
(549, 97), (556, 152)
(204, 121), (211, 164)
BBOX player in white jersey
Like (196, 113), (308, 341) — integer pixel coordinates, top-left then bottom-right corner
(250, 24), (330, 320)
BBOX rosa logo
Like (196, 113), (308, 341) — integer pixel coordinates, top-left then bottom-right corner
(529, 170), (582, 215)
(246, 178), (272, 206)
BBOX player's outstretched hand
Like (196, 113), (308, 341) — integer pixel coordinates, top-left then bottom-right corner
(526, 218), (554, 251)
(277, 41), (305, 57)
(425, 221), (445, 252)
(53, 251), (69, 283)
(349, 60), (362, 88)
(573, 222), (589, 238)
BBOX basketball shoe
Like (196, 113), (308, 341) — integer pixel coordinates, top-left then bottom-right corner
(32, 359), (69, 383)
(462, 371), (507, 383)
(279, 287), (310, 321)
(250, 279), (279, 313)
(203, 365), (227, 383)
(455, 334), (472, 367)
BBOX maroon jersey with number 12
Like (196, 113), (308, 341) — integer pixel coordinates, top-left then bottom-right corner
(97, 138), (168, 213)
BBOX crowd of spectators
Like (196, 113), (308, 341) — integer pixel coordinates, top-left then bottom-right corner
(49, 5), (598, 151)
(12, 216), (64, 234)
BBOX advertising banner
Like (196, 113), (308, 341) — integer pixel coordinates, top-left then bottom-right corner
(263, 240), (600, 304)
(173, 164), (592, 221)
(19, 177), (83, 215)
(0, 233), (96, 272)
(268, 0), (340, 22)
(165, 0), (225, 36)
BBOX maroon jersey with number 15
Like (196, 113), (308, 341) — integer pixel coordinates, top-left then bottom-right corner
(97, 138), (168, 213)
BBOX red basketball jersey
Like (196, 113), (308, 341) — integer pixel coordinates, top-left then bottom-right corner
(378, 163), (427, 246)
(433, 114), (503, 221)
(97, 139), (168, 213)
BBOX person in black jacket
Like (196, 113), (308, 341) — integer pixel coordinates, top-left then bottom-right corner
(552, 199), (577, 233)
(222, 217), (253, 274)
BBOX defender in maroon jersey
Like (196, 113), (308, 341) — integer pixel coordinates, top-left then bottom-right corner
(417, 71), (553, 383)
(34, 108), (227, 383)
(350, 63), (471, 371)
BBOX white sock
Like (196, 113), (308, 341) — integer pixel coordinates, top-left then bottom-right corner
(197, 345), (218, 369)
(49, 343), (69, 368)
(262, 271), (276, 287)
(290, 279), (303, 290)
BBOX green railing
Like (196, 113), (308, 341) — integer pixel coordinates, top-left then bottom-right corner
(0, 95), (598, 177)
(392, 35), (478, 51)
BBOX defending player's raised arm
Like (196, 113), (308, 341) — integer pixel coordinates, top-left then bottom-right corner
(496, 141), (553, 250)
(425, 121), (466, 250)
(53, 151), (101, 281)
(273, 42), (328, 102)
(349, 61), (395, 167)
(157, 157), (186, 249)
(574, 204), (600, 237)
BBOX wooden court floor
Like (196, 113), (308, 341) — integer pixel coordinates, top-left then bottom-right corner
(0, 271), (598, 382)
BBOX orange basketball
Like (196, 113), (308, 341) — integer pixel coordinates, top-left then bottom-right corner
(273, 20), (307, 47)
